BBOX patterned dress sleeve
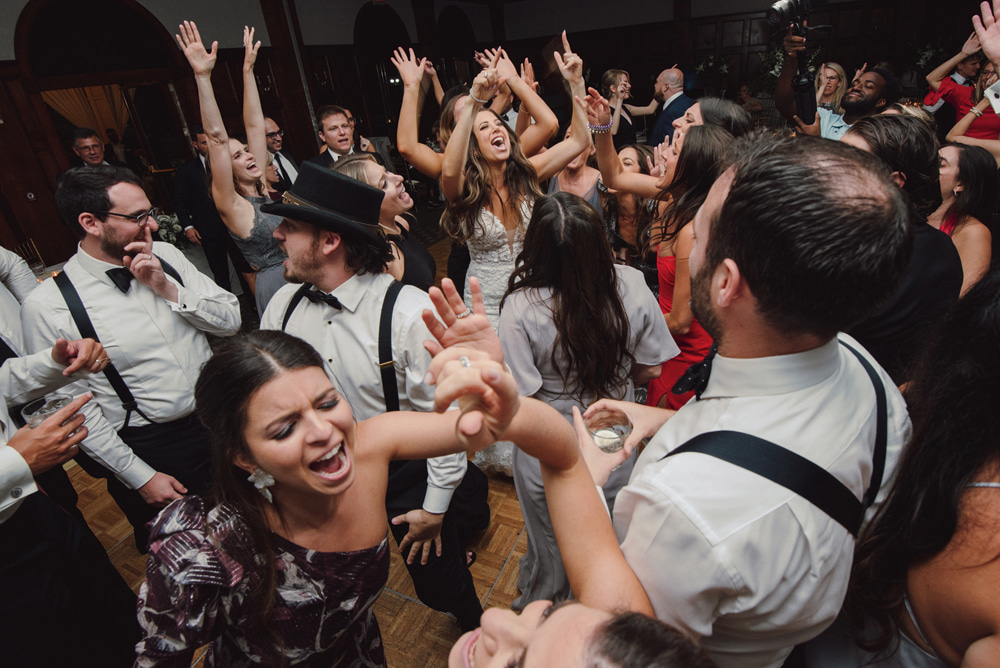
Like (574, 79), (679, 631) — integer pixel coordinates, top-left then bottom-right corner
(135, 496), (248, 667)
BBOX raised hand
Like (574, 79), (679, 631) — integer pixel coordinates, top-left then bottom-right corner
(574, 87), (612, 126)
(973, 1), (1000, 68)
(470, 50), (506, 104)
(423, 59), (438, 78)
(853, 62), (868, 85)
(495, 48), (519, 81)
(473, 50), (491, 70)
(391, 47), (426, 88)
(429, 347), (520, 452)
(176, 20), (217, 76)
(520, 58), (538, 92)
(553, 31), (583, 84)
(422, 277), (503, 369)
(783, 24), (806, 59)
(962, 31), (983, 56)
(242, 26), (261, 72)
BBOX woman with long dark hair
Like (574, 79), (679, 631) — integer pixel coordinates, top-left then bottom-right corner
(802, 268), (1000, 667)
(177, 22), (288, 313)
(601, 68), (638, 149)
(498, 192), (675, 609)
(927, 143), (995, 295)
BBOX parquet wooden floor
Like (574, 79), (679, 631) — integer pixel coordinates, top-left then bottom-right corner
(71, 460), (526, 667)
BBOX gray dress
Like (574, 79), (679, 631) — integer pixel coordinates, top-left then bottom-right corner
(498, 265), (678, 609)
(232, 196), (289, 313)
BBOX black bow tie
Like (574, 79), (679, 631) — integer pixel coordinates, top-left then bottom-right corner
(106, 267), (134, 294)
(303, 287), (342, 310)
(671, 343), (718, 399)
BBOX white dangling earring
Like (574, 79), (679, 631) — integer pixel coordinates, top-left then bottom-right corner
(247, 468), (275, 503)
(954, 188), (960, 197)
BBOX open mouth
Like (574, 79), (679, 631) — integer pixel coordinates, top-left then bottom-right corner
(462, 628), (481, 668)
(491, 136), (506, 149)
(309, 442), (350, 481)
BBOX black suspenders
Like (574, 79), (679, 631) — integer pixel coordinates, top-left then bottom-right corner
(281, 280), (405, 412)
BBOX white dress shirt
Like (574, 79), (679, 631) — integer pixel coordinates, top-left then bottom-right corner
(614, 334), (911, 668)
(20, 242), (240, 490)
(261, 272), (465, 513)
(325, 147), (354, 163)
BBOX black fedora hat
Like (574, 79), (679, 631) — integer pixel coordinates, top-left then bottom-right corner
(261, 161), (389, 251)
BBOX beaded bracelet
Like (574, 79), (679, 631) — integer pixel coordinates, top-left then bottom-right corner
(589, 121), (613, 134)
(970, 106), (984, 118)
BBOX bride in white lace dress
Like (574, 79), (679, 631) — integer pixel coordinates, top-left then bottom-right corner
(440, 34), (591, 474)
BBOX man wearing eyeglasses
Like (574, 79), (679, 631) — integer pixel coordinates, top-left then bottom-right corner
(20, 165), (241, 552)
(264, 116), (298, 192)
(57, 127), (130, 187)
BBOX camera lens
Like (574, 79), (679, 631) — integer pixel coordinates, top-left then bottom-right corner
(767, 0), (794, 26)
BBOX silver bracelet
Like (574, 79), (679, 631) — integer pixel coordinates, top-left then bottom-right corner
(470, 93), (489, 105)
(589, 121), (613, 134)
(970, 106), (984, 118)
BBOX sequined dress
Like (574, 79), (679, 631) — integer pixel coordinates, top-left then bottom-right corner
(463, 201), (532, 475)
(136, 496), (389, 667)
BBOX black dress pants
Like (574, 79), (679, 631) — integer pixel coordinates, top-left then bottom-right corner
(75, 413), (212, 552)
(202, 233), (253, 295)
(385, 459), (490, 631)
(0, 492), (140, 667)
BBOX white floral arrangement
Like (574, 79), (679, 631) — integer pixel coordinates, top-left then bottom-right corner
(154, 212), (190, 250)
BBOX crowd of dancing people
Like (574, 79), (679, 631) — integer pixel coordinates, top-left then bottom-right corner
(4, 3), (1000, 667)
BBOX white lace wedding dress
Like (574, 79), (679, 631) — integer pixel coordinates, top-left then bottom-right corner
(464, 203), (531, 476)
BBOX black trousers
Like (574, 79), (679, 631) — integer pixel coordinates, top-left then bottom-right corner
(202, 233), (252, 295)
(76, 413), (212, 552)
(446, 243), (471, 300)
(385, 459), (490, 631)
(0, 492), (140, 667)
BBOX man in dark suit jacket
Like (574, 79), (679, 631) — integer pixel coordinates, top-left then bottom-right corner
(56, 127), (130, 186)
(647, 67), (695, 147)
(264, 116), (298, 193)
(172, 126), (252, 294)
(306, 105), (391, 171)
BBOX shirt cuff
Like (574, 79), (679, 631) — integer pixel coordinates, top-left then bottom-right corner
(168, 285), (199, 312)
(117, 456), (157, 490)
(0, 445), (38, 504)
(422, 484), (457, 514)
(183, 226), (194, 231)
(986, 81), (1000, 115)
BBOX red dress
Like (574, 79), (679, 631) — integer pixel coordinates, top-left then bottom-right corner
(924, 78), (1000, 140)
(646, 254), (714, 409)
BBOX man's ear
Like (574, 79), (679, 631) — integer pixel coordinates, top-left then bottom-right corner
(890, 170), (906, 188)
(715, 259), (743, 308)
(319, 231), (342, 256)
(78, 212), (101, 237)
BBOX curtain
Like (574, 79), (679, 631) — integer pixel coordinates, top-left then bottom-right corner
(41, 85), (129, 142)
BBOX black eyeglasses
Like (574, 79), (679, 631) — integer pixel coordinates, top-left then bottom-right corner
(266, 129), (285, 139)
(96, 207), (161, 228)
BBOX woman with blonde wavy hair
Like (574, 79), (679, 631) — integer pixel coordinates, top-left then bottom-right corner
(815, 62), (848, 113)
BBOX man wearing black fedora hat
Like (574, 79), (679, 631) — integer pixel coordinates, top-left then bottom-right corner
(259, 162), (489, 631)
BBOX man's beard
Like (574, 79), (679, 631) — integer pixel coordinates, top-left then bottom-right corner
(99, 231), (141, 264)
(282, 238), (323, 284)
(840, 94), (878, 116)
(689, 263), (722, 343)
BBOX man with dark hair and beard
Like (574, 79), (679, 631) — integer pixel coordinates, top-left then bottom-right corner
(590, 134), (914, 667)
(259, 162), (490, 633)
(777, 28), (901, 140)
(20, 165), (241, 551)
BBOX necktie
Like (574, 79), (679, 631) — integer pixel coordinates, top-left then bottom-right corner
(303, 287), (342, 310)
(106, 267), (134, 293)
(273, 153), (291, 183)
(671, 343), (718, 399)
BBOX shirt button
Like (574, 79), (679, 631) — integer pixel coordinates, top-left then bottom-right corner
(11, 487), (22, 499)
(327, 358), (332, 363)
(327, 321), (332, 325)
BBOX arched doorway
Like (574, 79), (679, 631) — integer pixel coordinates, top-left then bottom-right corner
(436, 6), (477, 93)
(7, 0), (188, 262)
(353, 3), (412, 136)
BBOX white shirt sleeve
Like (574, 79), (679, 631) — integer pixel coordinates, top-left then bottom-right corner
(157, 244), (241, 335)
(395, 292), (464, 513)
(0, 347), (71, 407)
(0, 247), (40, 304)
(0, 443), (37, 524)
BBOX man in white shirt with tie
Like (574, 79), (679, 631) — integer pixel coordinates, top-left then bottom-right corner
(21, 165), (242, 551)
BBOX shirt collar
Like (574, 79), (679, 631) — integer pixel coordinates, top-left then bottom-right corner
(952, 72), (968, 85)
(663, 90), (684, 109)
(74, 243), (126, 289)
(700, 337), (840, 399)
(326, 147), (353, 161)
(328, 272), (379, 313)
